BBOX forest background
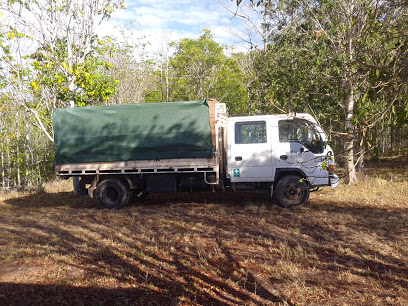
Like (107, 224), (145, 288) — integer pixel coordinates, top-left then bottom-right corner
(0, 0), (407, 189)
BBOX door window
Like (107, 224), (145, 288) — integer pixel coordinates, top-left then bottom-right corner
(279, 120), (325, 153)
(235, 121), (267, 144)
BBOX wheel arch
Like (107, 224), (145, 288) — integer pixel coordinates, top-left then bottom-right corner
(96, 175), (132, 188)
(274, 168), (308, 184)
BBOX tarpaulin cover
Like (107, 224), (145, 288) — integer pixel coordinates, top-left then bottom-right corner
(53, 100), (214, 165)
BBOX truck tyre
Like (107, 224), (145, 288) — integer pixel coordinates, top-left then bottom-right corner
(73, 177), (87, 196)
(95, 179), (131, 209)
(275, 175), (310, 208)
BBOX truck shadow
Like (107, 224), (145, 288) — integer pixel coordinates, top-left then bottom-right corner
(137, 191), (273, 206)
(3, 190), (95, 209)
(3, 190), (273, 209)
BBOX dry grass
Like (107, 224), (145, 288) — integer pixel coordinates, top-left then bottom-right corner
(0, 158), (407, 305)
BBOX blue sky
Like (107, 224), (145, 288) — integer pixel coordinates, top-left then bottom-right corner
(98, 0), (262, 54)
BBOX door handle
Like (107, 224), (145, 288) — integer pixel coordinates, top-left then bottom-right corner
(280, 155), (288, 160)
(235, 156), (242, 161)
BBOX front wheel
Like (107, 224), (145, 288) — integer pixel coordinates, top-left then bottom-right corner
(275, 175), (310, 208)
(95, 179), (131, 209)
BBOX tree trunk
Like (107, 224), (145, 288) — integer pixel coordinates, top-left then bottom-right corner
(7, 138), (11, 188)
(165, 55), (169, 102)
(344, 84), (358, 184)
(24, 111), (30, 187)
(1, 148), (4, 188)
(160, 62), (164, 102)
(13, 112), (21, 189)
(0, 121), (3, 188)
(247, 90), (251, 116)
(356, 132), (365, 172)
(69, 78), (76, 107)
(199, 74), (203, 100)
(390, 125), (393, 153)
(16, 129), (21, 189)
(356, 151), (364, 172)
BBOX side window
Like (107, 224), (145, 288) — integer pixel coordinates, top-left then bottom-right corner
(279, 120), (307, 143)
(235, 121), (267, 144)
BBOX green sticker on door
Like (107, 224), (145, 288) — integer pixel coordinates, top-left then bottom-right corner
(233, 169), (240, 177)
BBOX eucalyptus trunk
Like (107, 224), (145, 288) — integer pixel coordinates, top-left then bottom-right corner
(7, 139), (11, 188)
(1, 149), (4, 188)
(16, 127), (21, 189)
(24, 111), (30, 186)
(344, 84), (357, 184)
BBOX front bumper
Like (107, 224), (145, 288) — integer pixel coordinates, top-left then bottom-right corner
(329, 174), (340, 190)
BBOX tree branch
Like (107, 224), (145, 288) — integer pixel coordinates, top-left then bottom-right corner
(22, 104), (54, 143)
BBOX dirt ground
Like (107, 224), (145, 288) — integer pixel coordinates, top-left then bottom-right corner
(0, 160), (407, 305)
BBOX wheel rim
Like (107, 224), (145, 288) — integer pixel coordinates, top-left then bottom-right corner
(282, 182), (303, 204)
(103, 186), (120, 206)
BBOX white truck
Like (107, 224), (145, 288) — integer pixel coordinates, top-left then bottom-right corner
(53, 99), (339, 209)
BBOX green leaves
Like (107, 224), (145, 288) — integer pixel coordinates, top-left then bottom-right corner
(170, 29), (226, 100)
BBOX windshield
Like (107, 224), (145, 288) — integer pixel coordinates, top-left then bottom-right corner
(278, 119), (325, 153)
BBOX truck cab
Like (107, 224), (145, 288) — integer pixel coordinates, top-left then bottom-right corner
(226, 113), (339, 207)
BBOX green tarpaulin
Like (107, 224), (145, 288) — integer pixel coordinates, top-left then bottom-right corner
(53, 100), (214, 165)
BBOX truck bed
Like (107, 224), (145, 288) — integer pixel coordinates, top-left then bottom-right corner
(56, 155), (219, 176)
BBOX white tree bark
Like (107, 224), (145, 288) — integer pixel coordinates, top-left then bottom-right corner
(344, 83), (358, 184)
(1, 149), (4, 188)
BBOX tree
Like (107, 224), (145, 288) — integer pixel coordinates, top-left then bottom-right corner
(0, 0), (123, 140)
(1, 0), (124, 105)
(208, 53), (249, 115)
(0, 0), (124, 188)
(170, 29), (226, 100)
(219, 0), (276, 52)
(231, 0), (408, 184)
(29, 38), (120, 107)
(151, 29), (249, 114)
(101, 25), (158, 104)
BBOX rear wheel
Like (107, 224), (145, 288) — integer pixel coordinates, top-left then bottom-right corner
(275, 175), (310, 208)
(95, 179), (131, 209)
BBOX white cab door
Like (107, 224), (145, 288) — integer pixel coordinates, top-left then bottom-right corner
(228, 120), (273, 182)
(274, 119), (330, 186)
